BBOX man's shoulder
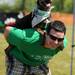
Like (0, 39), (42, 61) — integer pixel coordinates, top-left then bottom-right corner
(24, 29), (41, 43)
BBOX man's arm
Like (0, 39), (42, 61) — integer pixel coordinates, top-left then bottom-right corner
(4, 26), (12, 40)
(4, 26), (40, 47)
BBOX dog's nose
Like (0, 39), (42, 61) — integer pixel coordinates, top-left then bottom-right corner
(46, 3), (51, 8)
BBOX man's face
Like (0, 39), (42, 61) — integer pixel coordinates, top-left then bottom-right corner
(38, 0), (52, 11)
(44, 28), (64, 48)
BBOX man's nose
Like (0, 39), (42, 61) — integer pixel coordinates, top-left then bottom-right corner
(54, 39), (59, 44)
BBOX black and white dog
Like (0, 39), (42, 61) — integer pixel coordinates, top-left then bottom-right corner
(37, 0), (52, 11)
(5, 0), (54, 29)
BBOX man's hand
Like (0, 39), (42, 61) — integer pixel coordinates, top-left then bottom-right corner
(4, 26), (12, 39)
(4, 17), (16, 27)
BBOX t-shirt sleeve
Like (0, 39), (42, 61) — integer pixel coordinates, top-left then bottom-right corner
(7, 27), (40, 47)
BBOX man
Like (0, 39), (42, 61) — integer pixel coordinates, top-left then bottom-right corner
(4, 20), (67, 75)
(4, 0), (53, 60)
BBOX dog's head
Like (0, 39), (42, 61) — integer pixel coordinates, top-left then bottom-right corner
(32, 0), (53, 28)
(37, 0), (52, 11)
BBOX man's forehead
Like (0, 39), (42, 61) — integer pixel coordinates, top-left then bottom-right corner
(49, 29), (65, 38)
(50, 29), (64, 34)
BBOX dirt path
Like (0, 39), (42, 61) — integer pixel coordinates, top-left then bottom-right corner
(52, 12), (73, 25)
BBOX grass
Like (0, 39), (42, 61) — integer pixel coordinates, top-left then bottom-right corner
(0, 34), (8, 75)
(0, 25), (75, 75)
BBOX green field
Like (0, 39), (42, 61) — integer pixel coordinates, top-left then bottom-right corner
(0, 25), (75, 75)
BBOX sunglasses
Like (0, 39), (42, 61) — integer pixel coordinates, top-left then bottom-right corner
(49, 34), (64, 42)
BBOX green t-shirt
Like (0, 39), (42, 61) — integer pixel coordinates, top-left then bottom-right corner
(7, 27), (67, 66)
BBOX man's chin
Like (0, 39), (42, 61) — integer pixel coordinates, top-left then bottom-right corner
(43, 45), (53, 48)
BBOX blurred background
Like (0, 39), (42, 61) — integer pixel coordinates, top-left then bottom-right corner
(0, 0), (74, 75)
(0, 0), (73, 31)
(0, 0), (73, 13)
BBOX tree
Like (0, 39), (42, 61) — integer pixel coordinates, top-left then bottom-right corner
(20, 0), (25, 11)
(64, 0), (73, 13)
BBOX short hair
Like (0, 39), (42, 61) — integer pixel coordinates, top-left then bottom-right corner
(46, 20), (66, 35)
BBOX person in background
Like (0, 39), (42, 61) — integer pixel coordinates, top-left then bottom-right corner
(4, 20), (67, 75)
